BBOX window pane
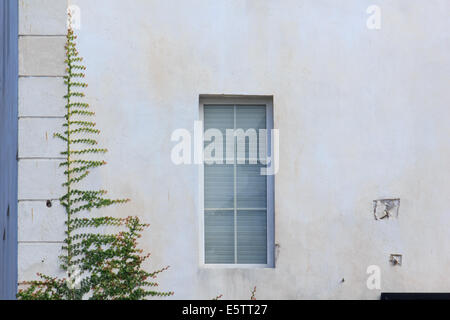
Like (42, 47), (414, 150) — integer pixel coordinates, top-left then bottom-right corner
(236, 105), (266, 130)
(237, 164), (267, 208)
(204, 105), (234, 209)
(237, 210), (267, 264)
(204, 105), (234, 130)
(235, 105), (267, 209)
(236, 105), (266, 164)
(205, 210), (235, 264)
(204, 164), (234, 208)
(204, 105), (233, 163)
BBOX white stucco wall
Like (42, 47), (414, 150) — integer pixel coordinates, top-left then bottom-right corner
(18, 0), (450, 299)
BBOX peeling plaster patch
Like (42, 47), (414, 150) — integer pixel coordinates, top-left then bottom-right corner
(390, 254), (402, 266)
(275, 243), (281, 263)
(373, 199), (400, 220)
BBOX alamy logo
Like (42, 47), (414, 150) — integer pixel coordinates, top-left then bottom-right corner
(366, 265), (381, 290)
(67, 5), (82, 30)
(366, 5), (381, 30)
(66, 266), (82, 290)
(171, 121), (279, 175)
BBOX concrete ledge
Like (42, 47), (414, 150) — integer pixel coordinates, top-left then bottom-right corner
(19, 0), (67, 35)
(19, 36), (66, 76)
(19, 118), (66, 159)
(18, 201), (65, 242)
(19, 77), (66, 117)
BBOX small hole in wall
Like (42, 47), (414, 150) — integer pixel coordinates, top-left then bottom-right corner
(46, 200), (52, 208)
(2, 228), (5, 241)
(7, 205), (10, 218)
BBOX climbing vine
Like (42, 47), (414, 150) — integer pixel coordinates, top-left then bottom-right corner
(17, 20), (172, 300)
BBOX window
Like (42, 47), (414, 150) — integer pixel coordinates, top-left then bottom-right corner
(200, 96), (274, 267)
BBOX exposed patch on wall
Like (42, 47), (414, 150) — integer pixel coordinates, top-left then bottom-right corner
(373, 199), (400, 220)
(389, 254), (402, 266)
(275, 243), (281, 264)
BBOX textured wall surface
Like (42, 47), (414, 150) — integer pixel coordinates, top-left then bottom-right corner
(18, 0), (450, 299)
(0, 0), (18, 300)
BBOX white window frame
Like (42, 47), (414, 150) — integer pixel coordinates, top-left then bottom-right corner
(198, 95), (275, 268)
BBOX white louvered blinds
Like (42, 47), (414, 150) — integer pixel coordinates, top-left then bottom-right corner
(204, 104), (269, 265)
